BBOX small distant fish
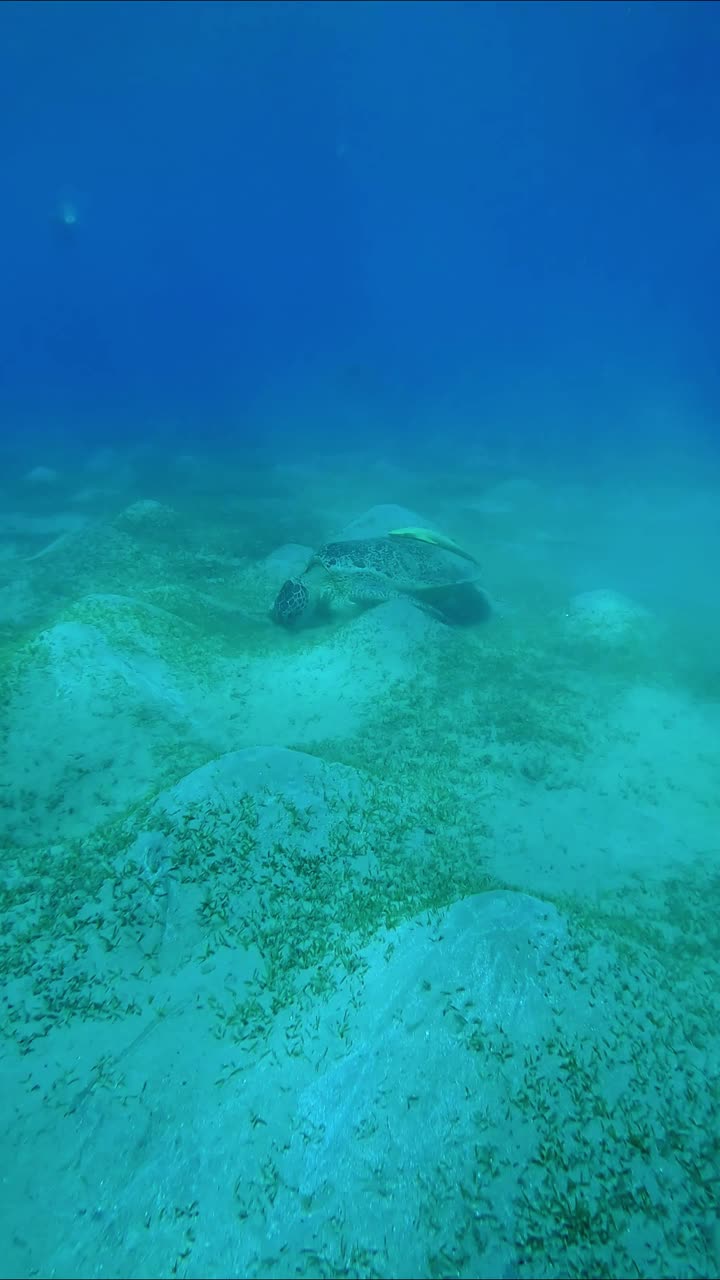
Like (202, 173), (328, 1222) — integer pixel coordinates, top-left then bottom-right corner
(50, 194), (81, 243)
(58, 198), (78, 227)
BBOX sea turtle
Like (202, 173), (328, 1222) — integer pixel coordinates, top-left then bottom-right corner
(271, 527), (489, 628)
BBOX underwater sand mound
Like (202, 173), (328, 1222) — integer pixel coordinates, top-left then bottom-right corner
(0, 606), (206, 845)
(1, 883), (567, 1280)
(562, 587), (654, 644)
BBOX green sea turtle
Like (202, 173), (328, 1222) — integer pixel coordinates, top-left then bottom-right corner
(272, 527), (489, 628)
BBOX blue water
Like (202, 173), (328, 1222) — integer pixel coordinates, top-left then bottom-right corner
(1, 4), (719, 1278)
(2, 0), (719, 452)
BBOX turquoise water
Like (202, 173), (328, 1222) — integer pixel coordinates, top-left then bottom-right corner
(1, 4), (719, 1278)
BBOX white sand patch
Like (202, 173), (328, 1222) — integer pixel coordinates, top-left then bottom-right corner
(240, 598), (440, 746)
(0, 611), (208, 845)
(114, 500), (179, 532)
(477, 680), (720, 899)
(563, 588), (653, 643)
(262, 542), (313, 576)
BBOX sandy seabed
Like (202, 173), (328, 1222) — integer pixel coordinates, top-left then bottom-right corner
(1, 438), (718, 1280)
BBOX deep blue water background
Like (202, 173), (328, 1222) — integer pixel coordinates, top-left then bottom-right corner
(1, 0), (719, 458)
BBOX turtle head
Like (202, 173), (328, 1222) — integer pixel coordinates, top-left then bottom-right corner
(272, 577), (310, 627)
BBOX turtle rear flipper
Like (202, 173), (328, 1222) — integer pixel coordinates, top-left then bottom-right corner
(411, 580), (491, 625)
